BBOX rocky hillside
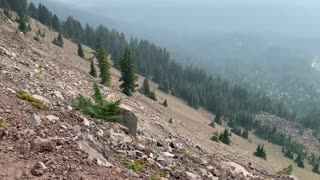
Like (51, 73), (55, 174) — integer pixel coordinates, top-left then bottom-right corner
(0, 9), (296, 180)
(256, 112), (320, 156)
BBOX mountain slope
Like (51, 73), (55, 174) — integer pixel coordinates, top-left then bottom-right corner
(0, 9), (318, 180)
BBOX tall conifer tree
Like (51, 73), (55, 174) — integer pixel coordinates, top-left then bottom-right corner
(77, 42), (85, 58)
(119, 46), (138, 96)
(96, 48), (111, 86)
(89, 58), (97, 77)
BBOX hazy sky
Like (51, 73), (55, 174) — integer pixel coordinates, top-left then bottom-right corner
(43, 0), (320, 39)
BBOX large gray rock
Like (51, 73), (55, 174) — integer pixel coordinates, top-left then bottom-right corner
(29, 113), (41, 127)
(32, 137), (56, 152)
(106, 128), (133, 144)
(32, 95), (51, 105)
(186, 171), (199, 180)
(53, 91), (64, 100)
(31, 161), (47, 176)
(46, 115), (59, 122)
(77, 140), (113, 167)
(120, 109), (137, 137)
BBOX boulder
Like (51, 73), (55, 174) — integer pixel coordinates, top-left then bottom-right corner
(46, 115), (59, 122)
(77, 140), (113, 168)
(32, 137), (56, 152)
(32, 95), (51, 105)
(163, 152), (175, 158)
(53, 91), (64, 100)
(106, 128), (132, 144)
(0, 46), (16, 59)
(81, 116), (90, 127)
(120, 109), (137, 137)
(31, 161), (47, 176)
(29, 113), (41, 127)
(186, 172), (199, 180)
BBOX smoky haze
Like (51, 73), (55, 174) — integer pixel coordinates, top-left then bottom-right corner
(38, 0), (320, 38)
(30, 0), (320, 113)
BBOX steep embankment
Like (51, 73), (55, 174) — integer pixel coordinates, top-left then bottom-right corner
(0, 9), (316, 180)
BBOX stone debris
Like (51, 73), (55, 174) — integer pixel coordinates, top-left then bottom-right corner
(46, 115), (59, 122)
(31, 161), (47, 176)
(256, 112), (320, 156)
(29, 113), (41, 127)
(0, 10), (296, 180)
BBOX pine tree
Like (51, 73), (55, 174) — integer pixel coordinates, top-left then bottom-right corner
(77, 42), (85, 58)
(140, 78), (151, 96)
(139, 78), (157, 100)
(242, 129), (249, 139)
(57, 33), (63, 46)
(52, 14), (60, 31)
(8, 0), (27, 16)
(28, 3), (38, 19)
(254, 144), (267, 160)
(0, 0), (10, 10)
(162, 99), (168, 107)
(222, 129), (231, 145)
(119, 47), (138, 96)
(96, 48), (111, 86)
(285, 149), (294, 159)
(18, 15), (30, 34)
(214, 111), (222, 125)
(295, 154), (305, 168)
(52, 32), (63, 47)
(89, 59), (97, 77)
(313, 164), (319, 174)
(219, 133), (223, 141)
(93, 83), (103, 104)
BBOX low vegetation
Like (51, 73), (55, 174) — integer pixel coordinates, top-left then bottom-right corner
(17, 90), (47, 110)
(0, 119), (6, 128)
(72, 83), (122, 122)
(277, 165), (293, 176)
(77, 42), (84, 58)
(34, 29), (45, 41)
(123, 160), (144, 171)
(18, 15), (31, 34)
(161, 99), (168, 107)
(253, 144), (267, 160)
(150, 171), (166, 180)
(89, 59), (97, 77)
(140, 78), (156, 101)
(219, 129), (231, 145)
(52, 33), (63, 47)
(210, 132), (219, 142)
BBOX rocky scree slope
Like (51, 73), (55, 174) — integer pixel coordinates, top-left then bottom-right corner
(256, 112), (320, 156)
(0, 10), (294, 180)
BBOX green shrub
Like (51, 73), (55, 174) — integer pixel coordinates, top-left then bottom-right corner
(36, 75), (42, 80)
(277, 165), (293, 176)
(17, 90), (47, 110)
(33, 35), (40, 41)
(72, 83), (122, 122)
(150, 172), (166, 180)
(123, 160), (144, 171)
(18, 15), (30, 34)
(210, 121), (215, 128)
(254, 144), (267, 160)
(0, 119), (6, 128)
(162, 99), (168, 107)
(211, 134), (219, 142)
(52, 33), (63, 47)
(169, 118), (173, 124)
